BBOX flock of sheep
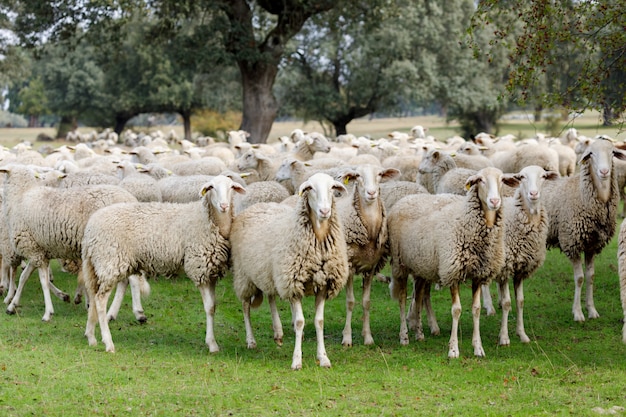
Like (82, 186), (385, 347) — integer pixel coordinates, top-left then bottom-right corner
(1, 124), (626, 370)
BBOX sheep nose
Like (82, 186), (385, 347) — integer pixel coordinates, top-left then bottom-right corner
(319, 207), (331, 218)
(489, 197), (500, 208)
(220, 202), (229, 211)
(529, 190), (539, 199)
(599, 168), (610, 177)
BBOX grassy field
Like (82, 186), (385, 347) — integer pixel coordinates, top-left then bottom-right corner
(1, 230), (625, 416)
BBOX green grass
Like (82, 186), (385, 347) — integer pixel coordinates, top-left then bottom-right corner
(1, 224), (626, 416)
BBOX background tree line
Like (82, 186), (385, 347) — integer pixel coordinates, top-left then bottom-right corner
(0, 0), (624, 142)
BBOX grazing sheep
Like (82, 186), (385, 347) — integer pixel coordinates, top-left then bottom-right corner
(230, 173), (349, 369)
(83, 175), (246, 353)
(0, 164), (139, 321)
(482, 166), (559, 345)
(543, 138), (626, 321)
(335, 165), (400, 346)
(387, 167), (518, 357)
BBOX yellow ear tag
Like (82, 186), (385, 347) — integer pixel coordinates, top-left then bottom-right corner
(343, 177), (350, 185)
(465, 183), (471, 191)
(201, 188), (208, 196)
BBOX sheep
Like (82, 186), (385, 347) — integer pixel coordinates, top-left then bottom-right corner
(379, 180), (428, 210)
(116, 161), (162, 202)
(235, 149), (282, 182)
(481, 166), (559, 345)
(490, 144), (560, 174)
(290, 130), (332, 161)
(417, 149), (476, 195)
(158, 171), (247, 204)
(83, 175), (246, 353)
(387, 167), (518, 357)
(0, 164), (139, 321)
(230, 173), (349, 369)
(335, 165), (400, 346)
(381, 155), (422, 182)
(233, 180), (291, 215)
(542, 137), (626, 321)
(170, 157), (228, 176)
(617, 220), (626, 344)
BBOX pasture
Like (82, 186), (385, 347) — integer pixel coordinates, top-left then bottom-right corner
(0, 113), (626, 416)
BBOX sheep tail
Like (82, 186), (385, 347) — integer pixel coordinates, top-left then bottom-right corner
(250, 288), (264, 309)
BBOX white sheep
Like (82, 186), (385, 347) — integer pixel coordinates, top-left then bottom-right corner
(116, 160), (162, 202)
(335, 165), (400, 346)
(235, 149), (282, 182)
(290, 130), (332, 161)
(417, 148), (476, 195)
(482, 166), (558, 345)
(0, 164), (139, 321)
(387, 167), (518, 357)
(543, 138), (626, 321)
(230, 173), (349, 369)
(83, 175), (246, 353)
(233, 180), (291, 215)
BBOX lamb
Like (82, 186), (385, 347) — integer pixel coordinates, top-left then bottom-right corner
(83, 175), (246, 353)
(542, 137), (626, 321)
(230, 173), (349, 369)
(335, 165), (400, 346)
(482, 166), (559, 345)
(387, 167), (518, 357)
(0, 164), (139, 321)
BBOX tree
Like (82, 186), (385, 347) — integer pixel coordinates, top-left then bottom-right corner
(471, 0), (626, 125)
(276, 2), (421, 136)
(16, 76), (48, 127)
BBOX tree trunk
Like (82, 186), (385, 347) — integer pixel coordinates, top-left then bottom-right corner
(56, 115), (74, 139)
(114, 113), (135, 135)
(239, 62), (279, 144)
(602, 103), (614, 126)
(533, 104), (543, 122)
(181, 110), (192, 141)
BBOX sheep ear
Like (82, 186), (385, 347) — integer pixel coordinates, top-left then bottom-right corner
(200, 184), (214, 197)
(502, 174), (521, 188)
(305, 135), (314, 145)
(613, 150), (626, 161)
(340, 172), (359, 185)
(232, 183), (246, 195)
(580, 150), (592, 164)
(381, 168), (401, 182)
(298, 181), (312, 196)
(465, 174), (481, 190)
(332, 181), (348, 197)
(544, 171), (560, 180)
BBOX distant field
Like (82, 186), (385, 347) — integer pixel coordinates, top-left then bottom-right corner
(0, 111), (624, 149)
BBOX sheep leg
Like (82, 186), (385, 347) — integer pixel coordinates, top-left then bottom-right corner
(6, 262), (36, 315)
(361, 272), (374, 346)
(242, 299), (257, 349)
(471, 280), (485, 357)
(106, 278), (128, 322)
(95, 289), (115, 352)
(448, 284), (462, 358)
(570, 255), (586, 321)
(408, 279), (425, 341)
(85, 289), (99, 347)
(497, 279), (511, 346)
(341, 274), (355, 347)
(482, 283), (496, 316)
(514, 277), (530, 343)
(390, 267), (409, 345)
(2, 264), (16, 305)
(423, 283), (440, 336)
(621, 258), (626, 343)
(314, 288), (331, 368)
(0, 260), (8, 297)
(74, 267), (85, 305)
(128, 274), (147, 322)
(584, 252), (599, 319)
(290, 299), (305, 370)
(38, 264), (56, 322)
(198, 281), (220, 353)
(268, 294), (283, 346)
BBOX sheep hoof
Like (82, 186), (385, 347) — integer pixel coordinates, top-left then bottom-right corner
(498, 338), (510, 347)
(474, 346), (486, 357)
(274, 337), (283, 347)
(107, 315), (116, 322)
(73, 294), (82, 305)
(341, 336), (353, 347)
(61, 294), (71, 303)
(247, 341), (257, 349)
(587, 309), (600, 319)
(318, 356), (331, 368)
(6, 307), (16, 315)
(363, 336), (374, 346)
(291, 362), (302, 371)
(519, 334), (530, 344)
(137, 314), (147, 324)
(573, 312), (585, 322)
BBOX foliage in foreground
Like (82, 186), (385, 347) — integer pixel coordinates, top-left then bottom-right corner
(1, 227), (626, 416)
